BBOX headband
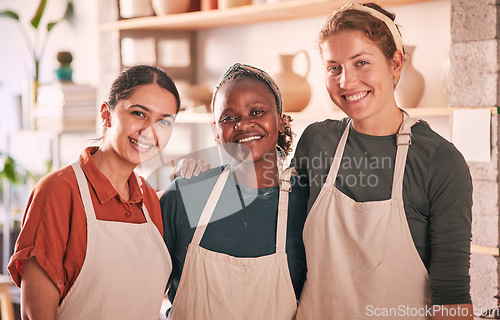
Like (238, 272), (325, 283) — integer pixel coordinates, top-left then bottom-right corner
(213, 63), (283, 114)
(335, 2), (403, 52)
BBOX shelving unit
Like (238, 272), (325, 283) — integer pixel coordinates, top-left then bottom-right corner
(98, 0), (455, 173)
(99, 0), (438, 31)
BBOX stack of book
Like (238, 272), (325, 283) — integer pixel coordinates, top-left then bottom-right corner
(34, 82), (97, 132)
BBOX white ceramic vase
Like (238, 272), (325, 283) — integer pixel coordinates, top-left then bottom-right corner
(152, 0), (191, 15)
(395, 45), (425, 108)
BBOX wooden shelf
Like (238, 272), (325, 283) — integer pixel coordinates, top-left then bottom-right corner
(99, 0), (438, 32)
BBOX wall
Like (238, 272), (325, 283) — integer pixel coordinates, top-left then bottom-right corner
(450, 0), (499, 312)
(0, 0), (99, 132)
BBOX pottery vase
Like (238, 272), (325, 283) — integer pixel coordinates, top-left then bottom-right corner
(152, 0), (191, 15)
(218, 0), (251, 9)
(273, 50), (311, 112)
(395, 45), (425, 108)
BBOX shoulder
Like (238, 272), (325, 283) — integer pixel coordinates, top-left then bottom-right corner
(411, 121), (467, 167)
(409, 121), (471, 192)
(30, 165), (80, 206)
(295, 118), (349, 156)
(300, 118), (348, 140)
(290, 173), (310, 198)
(411, 121), (450, 149)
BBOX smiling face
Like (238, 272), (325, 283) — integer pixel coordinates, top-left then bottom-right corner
(102, 83), (177, 166)
(214, 77), (284, 165)
(321, 29), (403, 127)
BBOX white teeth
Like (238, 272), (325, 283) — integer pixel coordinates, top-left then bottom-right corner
(237, 136), (261, 143)
(345, 92), (368, 102)
(130, 138), (154, 149)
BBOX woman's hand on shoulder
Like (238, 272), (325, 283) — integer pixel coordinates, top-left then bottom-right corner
(169, 158), (211, 181)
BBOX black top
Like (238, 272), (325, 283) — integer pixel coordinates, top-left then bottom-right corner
(291, 118), (473, 305)
(160, 165), (309, 304)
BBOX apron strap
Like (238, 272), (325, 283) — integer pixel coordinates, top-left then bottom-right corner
(325, 120), (351, 185)
(71, 161), (97, 221)
(191, 166), (231, 246)
(327, 111), (419, 199)
(391, 112), (419, 200)
(134, 172), (153, 223)
(276, 168), (292, 254)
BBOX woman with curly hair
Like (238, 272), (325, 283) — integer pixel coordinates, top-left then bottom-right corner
(160, 63), (309, 320)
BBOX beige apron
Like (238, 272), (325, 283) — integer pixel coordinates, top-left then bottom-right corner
(56, 162), (172, 320)
(296, 116), (431, 320)
(168, 166), (297, 320)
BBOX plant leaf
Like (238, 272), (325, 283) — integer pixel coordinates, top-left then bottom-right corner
(3, 156), (17, 184)
(63, 2), (74, 20)
(30, 0), (48, 29)
(0, 10), (20, 20)
(47, 2), (74, 32)
(47, 22), (57, 32)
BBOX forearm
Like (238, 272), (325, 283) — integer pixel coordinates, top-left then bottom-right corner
(432, 304), (473, 320)
(20, 257), (60, 320)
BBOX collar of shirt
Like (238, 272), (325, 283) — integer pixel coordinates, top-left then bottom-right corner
(79, 146), (144, 205)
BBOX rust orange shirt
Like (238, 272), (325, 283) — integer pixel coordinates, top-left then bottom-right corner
(8, 146), (164, 299)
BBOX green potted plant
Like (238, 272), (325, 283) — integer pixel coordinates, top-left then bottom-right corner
(0, 0), (74, 90)
(0, 153), (25, 186)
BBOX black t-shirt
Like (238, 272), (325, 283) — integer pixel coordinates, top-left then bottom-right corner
(291, 118), (473, 305)
(160, 165), (309, 304)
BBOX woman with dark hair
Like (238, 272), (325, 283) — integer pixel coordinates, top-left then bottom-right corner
(9, 65), (180, 319)
(160, 63), (309, 320)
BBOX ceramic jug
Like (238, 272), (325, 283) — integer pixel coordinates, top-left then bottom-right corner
(273, 50), (311, 112)
(152, 0), (191, 15)
(395, 45), (425, 108)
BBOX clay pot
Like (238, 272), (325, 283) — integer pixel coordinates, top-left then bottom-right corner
(273, 50), (311, 112)
(218, 0), (251, 9)
(395, 45), (425, 108)
(152, 0), (191, 15)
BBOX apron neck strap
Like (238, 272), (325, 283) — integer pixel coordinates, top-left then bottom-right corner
(276, 168), (293, 254)
(327, 111), (419, 199)
(134, 172), (153, 223)
(72, 161), (97, 221)
(191, 166), (231, 246)
(325, 121), (351, 185)
(191, 165), (291, 254)
(391, 112), (419, 200)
